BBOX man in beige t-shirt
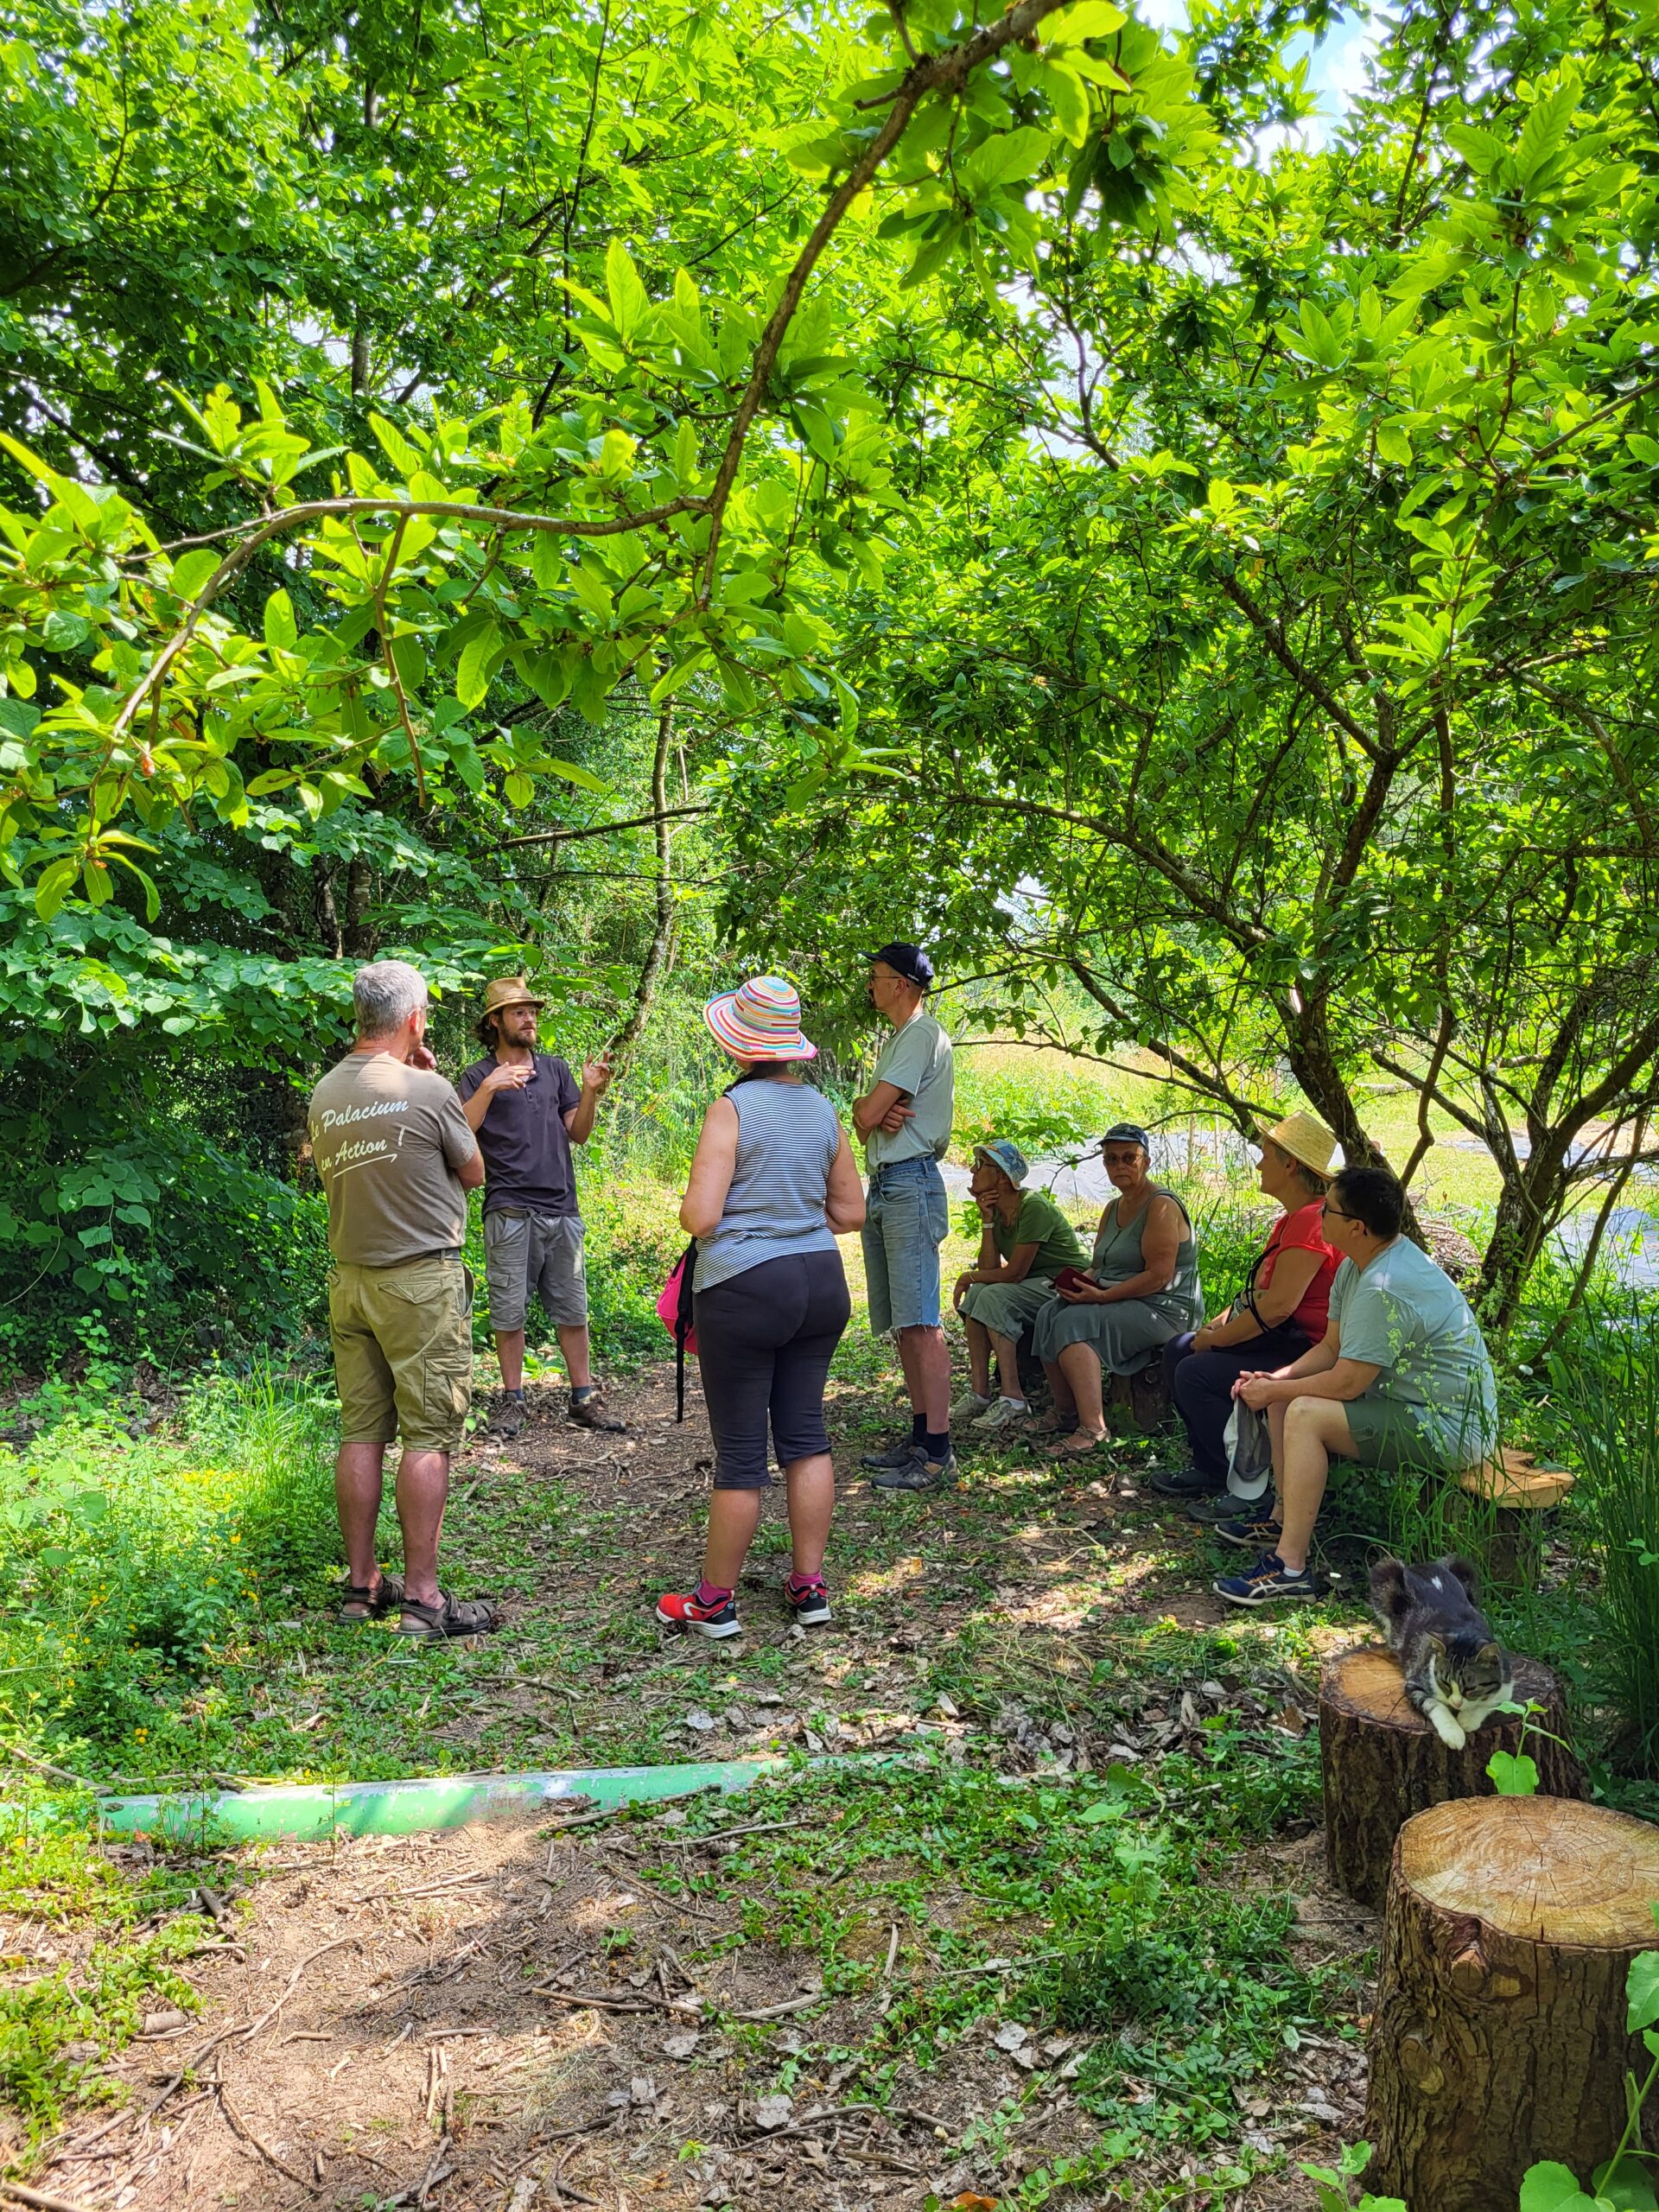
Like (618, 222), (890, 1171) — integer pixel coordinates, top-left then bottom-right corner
(307, 960), (498, 1643)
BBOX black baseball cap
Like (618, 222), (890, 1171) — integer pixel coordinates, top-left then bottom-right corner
(868, 941), (935, 989)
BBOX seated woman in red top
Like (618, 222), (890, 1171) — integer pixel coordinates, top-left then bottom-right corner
(1151, 1115), (1340, 1505)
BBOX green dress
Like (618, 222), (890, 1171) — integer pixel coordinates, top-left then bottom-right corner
(1032, 1186), (1204, 1376)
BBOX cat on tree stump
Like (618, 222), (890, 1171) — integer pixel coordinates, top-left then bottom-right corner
(1320, 1646), (1585, 1909)
(1366, 1796), (1659, 2212)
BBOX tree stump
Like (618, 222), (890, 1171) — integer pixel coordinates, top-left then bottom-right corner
(1365, 1796), (1659, 2211)
(1320, 1646), (1584, 1908)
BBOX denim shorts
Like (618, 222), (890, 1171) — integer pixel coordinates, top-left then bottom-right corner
(861, 1156), (948, 1333)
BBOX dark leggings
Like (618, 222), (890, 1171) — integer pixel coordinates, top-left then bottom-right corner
(695, 1250), (851, 1490)
(1163, 1320), (1313, 1480)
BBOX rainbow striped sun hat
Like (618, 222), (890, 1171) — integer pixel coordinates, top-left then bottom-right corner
(702, 974), (817, 1062)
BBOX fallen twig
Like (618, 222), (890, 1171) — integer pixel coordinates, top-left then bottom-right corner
(243, 1930), (363, 2041)
(218, 2084), (315, 2191)
(0, 2181), (100, 2212)
(0, 1742), (106, 1792)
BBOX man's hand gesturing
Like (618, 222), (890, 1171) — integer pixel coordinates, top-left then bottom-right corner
(481, 1059), (531, 1096)
(582, 1049), (615, 1096)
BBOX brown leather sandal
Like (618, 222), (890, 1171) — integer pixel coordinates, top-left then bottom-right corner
(397, 1591), (501, 1642)
(335, 1572), (404, 1625)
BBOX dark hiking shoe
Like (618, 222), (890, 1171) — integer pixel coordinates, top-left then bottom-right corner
(861, 1437), (922, 1471)
(1148, 1460), (1222, 1498)
(489, 1392), (526, 1438)
(1189, 1489), (1268, 1525)
(569, 1389), (626, 1433)
(869, 1446), (958, 1492)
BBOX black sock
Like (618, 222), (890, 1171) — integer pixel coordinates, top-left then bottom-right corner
(572, 1383), (596, 1402)
(505, 1386), (524, 1401)
(911, 1412), (928, 1446)
(925, 1429), (950, 1460)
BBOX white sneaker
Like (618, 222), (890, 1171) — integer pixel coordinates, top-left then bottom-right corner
(950, 1389), (993, 1423)
(973, 1396), (1031, 1433)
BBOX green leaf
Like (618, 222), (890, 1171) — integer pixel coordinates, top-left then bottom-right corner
(1047, 0), (1127, 41)
(33, 856), (79, 920)
(541, 757), (609, 794)
(368, 411), (423, 478)
(961, 125), (1053, 194)
(504, 771), (533, 807)
(169, 549), (221, 601)
(606, 238), (651, 342)
(1626, 1950), (1659, 2034)
(1486, 1750), (1540, 1796)
(599, 428), (638, 482)
(1519, 2162), (1601, 2212)
(456, 620), (503, 710)
(649, 652), (709, 703)
(1039, 60), (1090, 147)
(1075, 1798), (1123, 1824)
(263, 588), (298, 652)
(1592, 2153), (1659, 2211)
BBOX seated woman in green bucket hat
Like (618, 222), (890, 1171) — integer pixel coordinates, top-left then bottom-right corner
(951, 1139), (1087, 1438)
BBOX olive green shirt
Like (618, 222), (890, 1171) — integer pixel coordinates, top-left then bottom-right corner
(992, 1191), (1087, 1278)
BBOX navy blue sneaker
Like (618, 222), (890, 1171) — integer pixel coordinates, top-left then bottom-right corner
(1214, 1551), (1319, 1607)
(1211, 1507), (1281, 1548)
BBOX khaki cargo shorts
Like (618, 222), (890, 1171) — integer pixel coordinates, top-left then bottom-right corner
(482, 1209), (588, 1332)
(328, 1254), (474, 1454)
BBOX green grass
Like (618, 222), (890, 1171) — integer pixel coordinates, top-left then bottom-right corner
(0, 1801), (216, 2154)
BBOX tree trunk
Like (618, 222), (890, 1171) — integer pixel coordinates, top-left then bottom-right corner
(1365, 1796), (1659, 2211)
(1320, 1647), (1583, 1910)
(1476, 1137), (1573, 1336)
(1284, 1002), (1427, 1245)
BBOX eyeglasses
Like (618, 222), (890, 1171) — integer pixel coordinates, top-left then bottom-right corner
(1319, 1199), (1356, 1222)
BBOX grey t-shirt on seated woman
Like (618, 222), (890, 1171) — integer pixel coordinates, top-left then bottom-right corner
(693, 1079), (842, 1294)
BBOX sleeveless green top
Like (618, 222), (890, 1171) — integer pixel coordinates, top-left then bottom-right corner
(1090, 1185), (1203, 1328)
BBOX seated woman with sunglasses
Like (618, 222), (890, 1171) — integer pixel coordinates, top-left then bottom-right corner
(1152, 1115), (1341, 1507)
(1030, 1122), (1204, 1458)
(1211, 1164), (1499, 1608)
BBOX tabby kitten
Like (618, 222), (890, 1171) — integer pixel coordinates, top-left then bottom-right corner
(1369, 1554), (1514, 1751)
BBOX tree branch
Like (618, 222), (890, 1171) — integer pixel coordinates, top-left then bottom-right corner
(501, 802), (709, 849)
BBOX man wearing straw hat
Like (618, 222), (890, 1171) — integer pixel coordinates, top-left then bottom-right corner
(457, 977), (625, 1440)
(1153, 1111), (1341, 1506)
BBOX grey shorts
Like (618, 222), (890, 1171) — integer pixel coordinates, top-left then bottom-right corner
(482, 1209), (588, 1332)
(959, 1274), (1056, 1340)
(861, 1158), (948, 1334)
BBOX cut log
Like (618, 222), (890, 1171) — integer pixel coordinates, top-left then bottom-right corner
(1455, 1448), (1574, 1578)
(1366, 1795), (1659, 2212)
(1320, 1645), (1584, 1909)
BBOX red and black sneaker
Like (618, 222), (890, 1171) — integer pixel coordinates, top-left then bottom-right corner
(783, 1575), (832, 1628)
(655, 1587), (741, 1640)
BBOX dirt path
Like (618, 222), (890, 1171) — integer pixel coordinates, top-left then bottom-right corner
(19, 1364), (1377, 2210)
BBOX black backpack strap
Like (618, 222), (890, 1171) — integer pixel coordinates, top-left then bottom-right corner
(674, 1235), (697, 1422)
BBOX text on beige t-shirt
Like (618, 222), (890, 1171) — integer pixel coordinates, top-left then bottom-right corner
(308, 1052), (478, 1267)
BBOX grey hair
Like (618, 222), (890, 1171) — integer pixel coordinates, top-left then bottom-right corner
(352, 959), (429, 1039)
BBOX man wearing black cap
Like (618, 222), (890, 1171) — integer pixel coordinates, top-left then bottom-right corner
(852, 944), (957, 1490)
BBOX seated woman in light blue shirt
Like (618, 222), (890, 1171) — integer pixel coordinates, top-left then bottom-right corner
(1211, 1163), (1497, 1610)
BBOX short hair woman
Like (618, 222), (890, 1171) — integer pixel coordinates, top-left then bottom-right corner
(1031, 1122), (1204, 1458)
(656, 976), (866, 1639)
